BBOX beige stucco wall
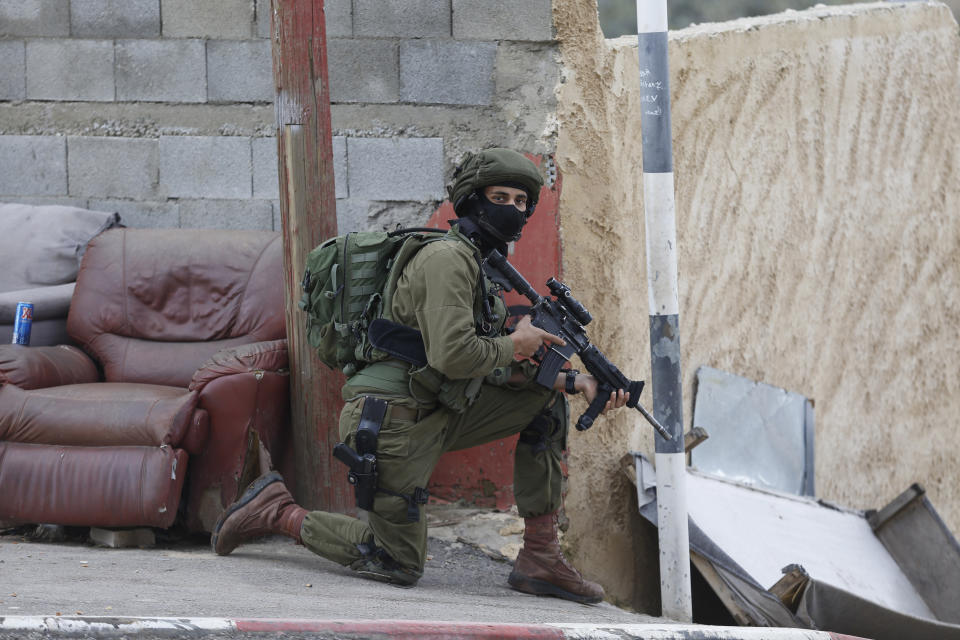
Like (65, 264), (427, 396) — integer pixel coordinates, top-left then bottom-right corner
(553, 1), (960, 609)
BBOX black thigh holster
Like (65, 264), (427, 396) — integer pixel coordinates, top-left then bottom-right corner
(333, 396), (388, 512)
(332, 396), (428, 522)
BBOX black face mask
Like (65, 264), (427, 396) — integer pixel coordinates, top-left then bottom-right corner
(476, 198), (528, 243)
(454, 189), (534, 253)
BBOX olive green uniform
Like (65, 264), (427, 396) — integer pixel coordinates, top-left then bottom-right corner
(299, 226), (567, 578)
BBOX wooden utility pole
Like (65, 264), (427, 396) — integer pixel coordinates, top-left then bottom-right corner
(270, 0), (350, 511)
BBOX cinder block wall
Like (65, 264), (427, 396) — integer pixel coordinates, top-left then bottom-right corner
(0, 0), (559, 231)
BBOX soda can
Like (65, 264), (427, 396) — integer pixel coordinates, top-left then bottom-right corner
(12, 302), (33, 345)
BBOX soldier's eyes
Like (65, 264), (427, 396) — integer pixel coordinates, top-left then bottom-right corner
(490, 193), (525, 208)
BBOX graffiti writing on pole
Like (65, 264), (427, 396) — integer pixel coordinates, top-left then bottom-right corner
(639, 68), (664, 116)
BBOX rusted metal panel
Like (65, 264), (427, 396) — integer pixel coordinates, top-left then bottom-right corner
(271, 0), (350, 512)
(426, 155), (562, 508)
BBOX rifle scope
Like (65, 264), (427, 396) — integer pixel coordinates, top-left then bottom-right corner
(546, 278), (593, 327)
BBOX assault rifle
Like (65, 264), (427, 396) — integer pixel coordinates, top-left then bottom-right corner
(484, 250), (670, 439)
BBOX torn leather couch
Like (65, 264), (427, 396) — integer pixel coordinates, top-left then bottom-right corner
(0, 228), (291, 533)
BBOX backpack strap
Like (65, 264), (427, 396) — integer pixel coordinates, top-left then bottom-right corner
(378, 230), (447, 324)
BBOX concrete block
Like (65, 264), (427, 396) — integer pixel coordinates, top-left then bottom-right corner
(116, 39), (206, 103)
(161, 0), (254, 39)
(335, 198), (368, 233)
(328, 39), (399, 104)
(347, 137), (443, 201)
(367, 200), (435, 229)
(252, 0), (350, 38)
(355, 0), (450, 38)
(0, 0), (69, 37)
(324, 0), (352, 37)
(252, 137), (279, 200)
(71, 0), (161, 38)
(255, 135), (347, 202)
(0, 41), (25, 101)
(86, 199), (180, 229)
(159, 136), (251, 199)
(400, 40), (495, 105)
(4, 196), (88, 208)
(67, 136), (158, 199)
(333, 135), (347, 199)
(336, 198), (435, 233)
(26, 40), (114, 102)
(208, 40), (273, 103)
(179, 199), (273, 230)
(452, 0), (553, 41)
(90, 527), (155, 548)
(255, 0), (271, 38)
(0, 135), (67, 196)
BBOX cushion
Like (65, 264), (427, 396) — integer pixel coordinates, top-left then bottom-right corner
(67, 228), (285, 386)
(0, 344), (99, 389)
(0, 382), (198, 447)
(0, 283), (74, 324)
(0, 203), (121, 293)
(0, 442), (187, 528)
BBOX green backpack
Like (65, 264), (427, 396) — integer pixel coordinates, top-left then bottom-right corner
(298, 228), (445, 376)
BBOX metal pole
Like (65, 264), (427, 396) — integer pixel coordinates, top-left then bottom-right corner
(635, 0), (693, 621)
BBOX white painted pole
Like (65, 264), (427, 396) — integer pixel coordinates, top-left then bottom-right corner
(635, 0), (693, 622)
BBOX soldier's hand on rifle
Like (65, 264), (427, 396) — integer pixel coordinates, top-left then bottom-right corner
(576, 374), (629, 414)
(509, 315), (565, 359)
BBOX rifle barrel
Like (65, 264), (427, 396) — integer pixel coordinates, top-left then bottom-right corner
(636, 403), (670, 439)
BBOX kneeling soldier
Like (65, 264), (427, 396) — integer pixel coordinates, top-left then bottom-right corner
(211, 148), (628, 604)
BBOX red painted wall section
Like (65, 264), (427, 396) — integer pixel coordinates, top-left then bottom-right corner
(425, 155), (562, 510)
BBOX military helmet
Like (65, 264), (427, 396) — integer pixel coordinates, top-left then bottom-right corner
(448, 148), (544, 216)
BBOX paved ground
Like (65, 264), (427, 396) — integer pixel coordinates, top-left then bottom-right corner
(0, 505), (659, 626)
(0, 508), (870, 639)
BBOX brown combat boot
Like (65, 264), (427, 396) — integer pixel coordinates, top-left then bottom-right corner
(211, 471), (307, 556)
(508, 512), (605, 604)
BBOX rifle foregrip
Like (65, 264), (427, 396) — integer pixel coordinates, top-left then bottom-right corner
(575, 385), (613, 431)
(625, 380), (645, 408)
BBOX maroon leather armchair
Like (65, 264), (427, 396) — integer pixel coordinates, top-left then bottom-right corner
(0, 228), (291, 533)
